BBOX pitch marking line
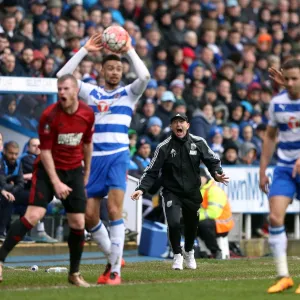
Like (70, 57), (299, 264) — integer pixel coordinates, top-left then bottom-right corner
(2, 275), (300, 292)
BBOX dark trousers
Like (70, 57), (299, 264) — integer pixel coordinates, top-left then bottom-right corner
(161, 189), (200, 254)
(0, 190), (31, 236)
(0, 196), (14, 236)
(197, 219), (228, 254)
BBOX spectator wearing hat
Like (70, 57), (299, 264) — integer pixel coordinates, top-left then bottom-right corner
(141, 116), (163, 154)
(156, 91), (176, 131)
(144, 79), (157, 100)
(33, 15), (51, 49)
(209, 126), (224, 158)
(240, 100), (253, 123)
(47, 0), (62, 24)
(228, 123), (243, 149)
(30, 0), (47, 17)
(168, 13), (187, 47)
(31, 49), (45, 77)
(238, 142), (259, 165)
(247, 82), (262, 109)
(234, 82), (248, 101)
(187, 61), (205, 83)
(221, 141), (239, 165)
(128, 136), (152, 178)
(214, 103), (229, 126)
(181, 47), (196, 72)
(190, 103), (216, 140)
(249, 109), (263, 130)
(169, 79), (185, 101)
(257, 33), (272, 54)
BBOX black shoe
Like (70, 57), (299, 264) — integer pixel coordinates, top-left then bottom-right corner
(214, 250), (223, 259)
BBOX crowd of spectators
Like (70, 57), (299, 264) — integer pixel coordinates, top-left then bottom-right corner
(0, 0), (291, 164)
(2, 0), (296, 238)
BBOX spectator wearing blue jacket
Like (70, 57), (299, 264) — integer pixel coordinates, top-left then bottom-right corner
(190, 103), (216, 140)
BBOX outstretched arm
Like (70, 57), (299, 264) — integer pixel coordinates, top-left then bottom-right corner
(57, 34), (102, 78)
(121, 36), (150, 96)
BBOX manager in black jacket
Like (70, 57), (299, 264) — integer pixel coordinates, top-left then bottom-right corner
(131, 113), (229, 270)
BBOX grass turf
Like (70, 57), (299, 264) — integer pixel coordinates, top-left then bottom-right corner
(1, 258), (300, 299)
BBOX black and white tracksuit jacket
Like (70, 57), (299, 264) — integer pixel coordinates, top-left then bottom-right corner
(136, 132), (223, 207)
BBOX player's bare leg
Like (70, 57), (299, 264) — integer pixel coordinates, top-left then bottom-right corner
(106, 188), (125, 285)
(267, 196), (293, 293)
(67, 213), (89, 287)
(0, 206), (45, 283)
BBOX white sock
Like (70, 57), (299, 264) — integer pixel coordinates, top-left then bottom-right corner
(90, 220), (111, 257)
(37, 221), (45, 232)
(269, 226), (289, 277)
(109, 219), (125, 275)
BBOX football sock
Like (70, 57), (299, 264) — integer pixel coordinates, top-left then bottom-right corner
(90, 220), (111, 257)
(0, 217), (33, 263)
(269, 226), (289, 277)
(68, 228), (85, 274)
(109, 219), (125, 275)
(37, 221), (45, 232)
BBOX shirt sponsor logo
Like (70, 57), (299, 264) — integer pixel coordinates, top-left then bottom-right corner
(57, 133), (83, 146)
(44, 124), (51, 134)
(171, 149), (176, 157)
(190, 143), (197, 155)
(167, 200), (172, 207)
(288, 116), (300, 131)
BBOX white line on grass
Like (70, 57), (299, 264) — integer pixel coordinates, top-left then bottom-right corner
(2, 275), (300, 292)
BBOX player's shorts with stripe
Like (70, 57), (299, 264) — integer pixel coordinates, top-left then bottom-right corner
(86, 150), (129, 198)
(269, 166), (300, 200)
(29, 162), (86, 213)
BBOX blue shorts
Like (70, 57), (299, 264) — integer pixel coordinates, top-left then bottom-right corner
(86, 150), (129, 198)
(269, 166), (300, 200)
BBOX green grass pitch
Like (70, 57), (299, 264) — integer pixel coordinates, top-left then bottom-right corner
(1, 258), (300, 300)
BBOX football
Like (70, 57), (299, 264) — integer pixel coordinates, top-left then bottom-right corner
(102, 25), (128, 52)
